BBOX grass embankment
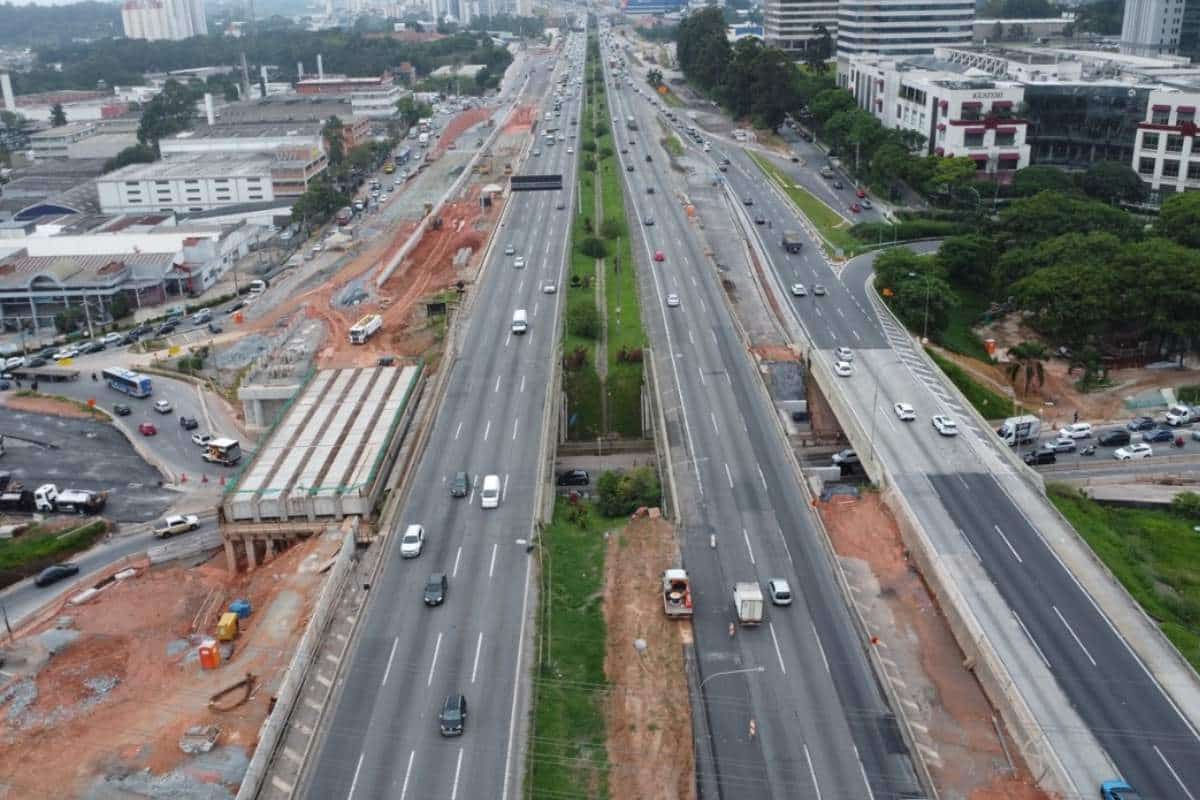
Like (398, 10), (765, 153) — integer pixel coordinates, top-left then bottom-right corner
(926, 348), (1019, 420)
(527, 500), (612, 798)
(1049, 485), (1200, 672)
(747, 151), (866, 257)
(937, 287), (993, 362)
(0, 520), (108, 590)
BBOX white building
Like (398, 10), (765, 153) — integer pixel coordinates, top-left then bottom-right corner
(1133, 88), (1200, 196)
(763, 0), (837, 56)
(841, 55), (1030, 177)
(97, 154), (275, 215)
(1121, 0), (1188, 56)
(836, 0), (975, 58)
(351, 85), (405, 119)
(121, 0), (207, 41)
(28, 123), (98, 159)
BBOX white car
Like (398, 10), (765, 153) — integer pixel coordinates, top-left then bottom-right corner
(932, 415), (959, 436)
(542, 282), (558, 294)
(513, 256), (526, 269)
(400, 524), (425, 558)
(52, 347), (78, 361)
(153, 399), (172, 414)
(833, 360), (853, 377)
(1059, 422), (1093, 439)
(791, 283), (807, 297)
(102, 332), (124, 345)
(835, 346), (853, 362)
(666, 293), (680, 308)
(567, 147), (574, 154)
(504, 243), (516, 255)
(191, 433), (213, 447)
(153, 514), (200, 539)
(767, 578), (793, 606)
(1114, 443), (1152, 460)
(894, 402), (916, 421)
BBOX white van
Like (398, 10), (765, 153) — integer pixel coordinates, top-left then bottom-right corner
(480, 474), (501, 509)
(511, 309), (528, 335)
(248, 279), (267, 295)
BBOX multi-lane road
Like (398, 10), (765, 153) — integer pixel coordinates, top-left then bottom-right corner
(601, 30), (922, 799)
(303, 38), (585, 800)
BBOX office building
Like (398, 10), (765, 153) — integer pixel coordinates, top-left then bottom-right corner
(763, 0), (837, 56)
(836, 0), (974, 58)
(122, 0), (208, 41)
(1120, 0), (1196, 57)
(1133, 88), (1200, 198)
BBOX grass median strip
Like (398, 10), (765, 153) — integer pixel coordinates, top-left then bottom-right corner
(0, 520), (109, 590)
(926, 348), (1019, 420)
(746, 150), (864, 257)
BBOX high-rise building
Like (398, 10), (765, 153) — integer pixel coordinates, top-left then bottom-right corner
(836, 0), (973, 58)
(1121, 0), (1200, 58)
(122, 0), (207, 41)
(763, 0), (837, 56)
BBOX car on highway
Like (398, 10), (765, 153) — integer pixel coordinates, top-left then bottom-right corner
(831, 448), (858, 465)
(513, 256), (526, 269)
(1127, 416), (1156, 431)
(666, 293), (680, 307)
(645, 154), (652, 162)
(34, 562), (80, 588)
(113, 404), (131, 416)
(856, 188), (867, 198)
(1114, 443), (1153, 460)
(542, 281), (557, 294)
(424, 573), (448, 606)
(154, 399), (172, 414)
(743, 197), (754, 205)
(1059, 422), (1093, 439)
(813, 284), (828, 296)
(646, 186), (655, 194)
(1099, 779), (1141, 800)
(1098, 428), (1131, 447)
(1142, 427), (1175, 444)
(138, 422), (157, 436)
(567, 147), (574, 154)
(754, 214), (766, 225)
(504, 243), (516, 255)
(861, 199), (873, 209)
(191, 433), (213, 447)
(1046, 437), (1076, 453)
(449, 471), (470, 498)
(767, 579), (793, 606)
(833, 360), (853, 377)
(894, 402), (916, 421)
(533, 149), (542, 157)
(626, 164), (634, 172)
(791, 283), (807, 297)
(644, 215), (654, 226)
(850, 203), (862, 213)
(932, 415), (959, 436)
(180, 416), (198, 430)
(400, 524), (425, 558)
(1024, 448), (1057, 466)
(153, 514), (200, 539)
(156, 321), (178, 336)
(653, 250), (665, 262)
(438, 693), (467, 736)
(480, 474), (501, 509)
(833, 179), (844, 189)
(835, 346), (853, 361)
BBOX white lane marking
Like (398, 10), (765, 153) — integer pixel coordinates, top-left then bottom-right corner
(489, 543), (498, 577)
(993, 524), (1023, 564)
(520, 375), (526, 393)
(1155, 745), (1198, 800)
(502, 473), (510, 502)
(472, 632), (484, 684)
(710, 411), (719, 436)
(381, 637), (399, 686)
(688, 328), (694, 344)
(837, 307), (846, 318)
(742, 527), (755, 564)
(852, 329), (862, 341)
(533, 301), (538, 317)
(811, 621), (831, 674)
(450, 747), (464, 800)
(484, 420), (491, 441)
(512, 417), (520, 440)
(711, 329), (718, 347)
(454, 421), (463, 440)
(518, 278), (524, 293)
(803, 744), (823, 800)
(757, 463), (767, 491)
(700, 297), (707, 313)
(399, 750), (415, 800)
(453, 546), (463, 577)
(769, 621), (786, 673)
(1013, 611), (1051, 669)
(505, 332), (512, 348)
(958, 528), (982, 562)
(1053, 605), (1097, 667)
(495, 375), (502, 393)
(725, 463), (734, 489)
(346, 752), (365, 800)
(427, 632), (443, 686)
(815, 305), (823, 317)
(698, 366), (705, 386)
(854, 745), (877, 800)
(500, 535), (536, 800)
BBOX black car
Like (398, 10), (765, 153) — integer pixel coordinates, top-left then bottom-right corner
(208, 322), (224, 334)
(34, 562), (80, 587)
(1024, 449), (1057, 466)
(81, 340), (105, 354)
(180, 416), (199, 430)
(644, 154), (652, 162)
(1143, 427), (1175, 443)
(113, 404), (132, 416)
(1127, 416), (1156, 431)
(449, 471), (470, 498)
(1098, 429), (1131, 447)
(646, 186), (655, 195)
(556, 469), (590, 487)
(226, 300), (245, 314)
(743, 197), (754, 206)
(27, 356), (47, 368)
(438, 693), (467, 736)
(156, 322), (178, 336)
(833, 179), (844, 190)
(424, 573), (448, 606)
(754, 215), (766, 225)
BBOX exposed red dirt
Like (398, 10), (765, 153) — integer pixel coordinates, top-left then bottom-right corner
(436, 107), (493, 154)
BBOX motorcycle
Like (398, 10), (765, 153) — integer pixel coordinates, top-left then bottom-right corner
(1080, 444), (1096, 456)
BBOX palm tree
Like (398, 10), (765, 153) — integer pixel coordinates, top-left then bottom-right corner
(1005, 341), (1049, 396)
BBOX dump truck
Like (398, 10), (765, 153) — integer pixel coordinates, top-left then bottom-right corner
(733, 582), (764, 625)
(781, 231), (803, 253)
(996, 414), (1042, 446)
(33, 483), (106, 514)
(662, 569), (693, 617)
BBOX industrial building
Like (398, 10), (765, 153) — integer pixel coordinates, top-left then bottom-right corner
(221, 365), (423, 569)
(97, 154), (276, 214)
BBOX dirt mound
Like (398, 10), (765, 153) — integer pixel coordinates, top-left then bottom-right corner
(436, 107), (493, 154)
(503, 103), (537, 136)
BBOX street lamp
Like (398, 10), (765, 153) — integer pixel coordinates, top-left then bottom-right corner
(699, 665), (765, 691)
(907, 271), (932, 343)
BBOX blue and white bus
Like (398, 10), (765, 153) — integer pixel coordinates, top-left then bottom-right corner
(102, 367), (153, 398)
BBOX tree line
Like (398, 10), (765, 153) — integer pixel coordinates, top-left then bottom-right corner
(0, 1), (120, 48)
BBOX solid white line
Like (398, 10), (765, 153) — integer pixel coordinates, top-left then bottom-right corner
(742, 527), (755, 564)
(1053, 605), (1097, 667)
(993, 524), (1023, 564)
(495, 374), (501, 393)
(484, 420), (491, 441)
(453, 546), (463, 577)
(454, 421), (462, 440)
(1013, 612), (1051, 669)
(724, 462), (734, 489)
(710, 411), (719, 435)
(757, 463), (768, 491)
(472, 632), (484, 684)
(768, 621), (786, 673)
(854, 745), (877, 800)
(399, 750), (415, 800)
(803, 744), (823, 800)
(811, 621), (831, 674)
(512, 417), (520, 440)
(346, 752), (365, 800)
(489, 543), (498, 577)
(427, 632), (443, 687)
(1155, 745), (1198, 800)
(380, 637), (399, 686)
(500, 537), (536, 800)
(450, 747), (464, 800)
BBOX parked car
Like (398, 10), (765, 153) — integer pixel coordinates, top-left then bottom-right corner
(113, 404), (131, 416)
(138, 422), (157, 436)
(831, 448), (858, 465)
(27, 356), (47, 368)
(557, 469), (590, 487)
(1114, 443), (1153, 460)
(424, 573), (448, 606)
(34, 562), (80, 587)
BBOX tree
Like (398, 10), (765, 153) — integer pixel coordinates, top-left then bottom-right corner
(137, 79), (200, 147)
(807, 87), (855, 123)
(1005, 341), (1049, 395)
(1080, 161), (1146, 206)
(1011, 165), (1075, 197)
(109, 292), (131, 320)
(49, 102), (67, 127)
(569, 299), (600, 339)
(998, 191), (1141, 243)
(597, 467), (661, 516)
(395, 95), (432, 128)
(676, 7), (730, 90)
(932, 156), (978, 193)
(103, 143), (157, 173)
(937, 234), (997, 293)
(579, 236), (606, 258)
(803, 24), (832, 74)
(53, 308), (82, 334)
(600, 218), (624, 239)
(646, 69), (663, 88)
(869, 142), (911, 187)
(322, 116), (345, 169)
(1156, 190), (1200, 248)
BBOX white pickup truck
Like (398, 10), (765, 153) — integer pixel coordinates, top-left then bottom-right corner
(153, 514), (200, 539)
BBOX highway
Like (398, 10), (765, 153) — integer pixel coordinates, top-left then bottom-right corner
(303, 37), (584, 800)
(640, 74), (1200, 799)
(600, 31), (922, 799)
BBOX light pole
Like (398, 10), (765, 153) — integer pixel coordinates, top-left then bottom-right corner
(699, 665), (765, 691)
(907, 271), (933, 343)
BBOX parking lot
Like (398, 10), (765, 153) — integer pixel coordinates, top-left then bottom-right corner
(0, 409), (175, 523)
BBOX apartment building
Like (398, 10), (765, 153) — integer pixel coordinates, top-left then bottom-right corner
(763, 0), (837, 56)
(1132, 88), (1200, 198)
(837, 0), (975, 58)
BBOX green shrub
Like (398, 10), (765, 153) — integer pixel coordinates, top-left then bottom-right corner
(579, 236), (607, 258)
(851, 219), (969, 242)
(568, 299), (601, 339)
(1178, 385), (1200, 404)
(600, 218), (624, 239)
(596, 467), (661, 516)
(1172, 491), (1200, 520)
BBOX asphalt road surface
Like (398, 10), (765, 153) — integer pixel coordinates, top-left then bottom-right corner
(303, 39), (585, 800)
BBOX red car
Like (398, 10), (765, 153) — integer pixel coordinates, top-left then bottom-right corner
(138, 422), (157, 436)
(850, 202), (862, 213)
(653, 250), (665, 262)
(856, 188), (867, 198)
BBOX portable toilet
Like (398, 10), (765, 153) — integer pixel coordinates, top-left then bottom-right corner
(216, 612), (240, 642)
(229, 599), (252, 619)
(198, 639), (221, 670)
